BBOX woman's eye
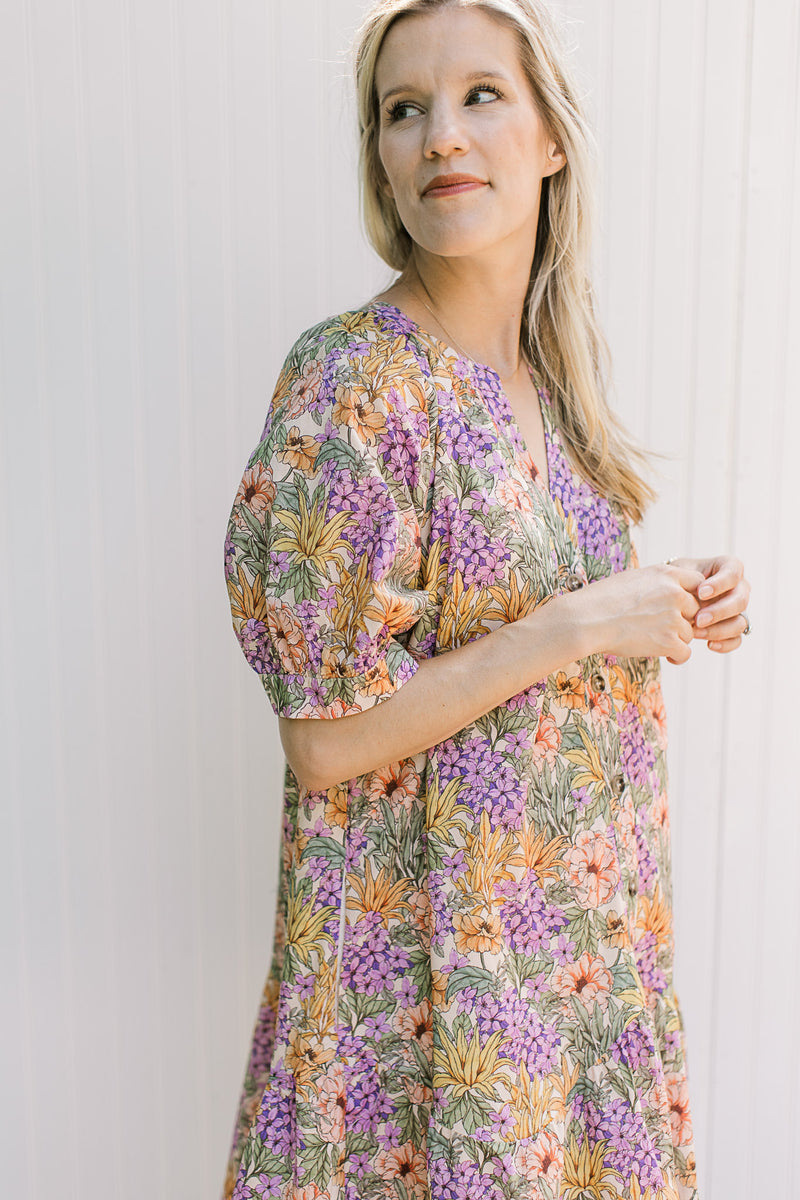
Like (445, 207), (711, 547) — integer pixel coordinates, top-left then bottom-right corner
(386, 100), (420, 123)
(467, 85), (502, 105)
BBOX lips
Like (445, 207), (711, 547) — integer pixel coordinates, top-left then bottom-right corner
(421, 173), (487, 197)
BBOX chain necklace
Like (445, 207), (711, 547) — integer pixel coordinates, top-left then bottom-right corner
(409, 277), (524, 385)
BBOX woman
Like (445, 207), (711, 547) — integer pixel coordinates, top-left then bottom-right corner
(222, 2), (751, 1198)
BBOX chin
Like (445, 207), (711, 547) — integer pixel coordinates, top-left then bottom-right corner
(405, 223), (500, 261)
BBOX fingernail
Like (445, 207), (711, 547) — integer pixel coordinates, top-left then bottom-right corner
(696, 611), (712, 626)
(699, 584), (713, 599)
(708, 641), (720, 651)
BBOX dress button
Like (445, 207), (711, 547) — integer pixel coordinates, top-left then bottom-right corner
(627, 879), (637, 898)
(610, 772), (625, 797)
(591, 672), (607, 693)
(564, 571), (584, 592)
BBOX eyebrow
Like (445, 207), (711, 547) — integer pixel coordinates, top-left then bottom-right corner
(378, 69), (512, 107)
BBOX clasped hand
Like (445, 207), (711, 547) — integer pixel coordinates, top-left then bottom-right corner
(583, 554), (751, 664)
(664, 555), (751, 662)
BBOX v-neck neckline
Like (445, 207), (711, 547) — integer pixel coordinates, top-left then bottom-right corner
(366, 300), (554, 501)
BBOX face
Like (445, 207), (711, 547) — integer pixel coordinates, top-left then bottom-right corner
(374, 6), (565, 264)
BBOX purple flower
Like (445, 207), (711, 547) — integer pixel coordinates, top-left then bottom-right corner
(634, 930), (666, 993)
(497, 872), (568, 957)
(572, 1095), (664, 1191)
(475, 986), (561, 1075)
(224, 532), (237, 579)
(251, 1174), (286, 1198)
(340, 912), (411, 995)
(619, 703), (657, 790)
(253, 1072), (295, 1156)
(238, 618), (271, 673)
(303, 679), (326, 707)
(612, 1022), (657, 1072)
(429, 1159), (507, 1200)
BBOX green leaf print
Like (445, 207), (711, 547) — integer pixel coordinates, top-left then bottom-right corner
(445, 966), (496, 1001)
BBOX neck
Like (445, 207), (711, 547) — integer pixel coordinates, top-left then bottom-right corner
(401, 245), (533, 380)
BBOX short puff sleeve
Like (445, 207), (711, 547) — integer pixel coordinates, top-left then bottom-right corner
(224, 314), (435, 719)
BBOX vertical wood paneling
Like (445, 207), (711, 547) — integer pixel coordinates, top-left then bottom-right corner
(2, 2), (798, 1198)
(757, 13), (800, 1188)
(707, 2), (800, 1192)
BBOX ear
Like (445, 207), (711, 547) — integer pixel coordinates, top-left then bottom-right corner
(543, 140), (566, 177)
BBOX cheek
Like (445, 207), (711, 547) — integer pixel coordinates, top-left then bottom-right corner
(377, 135), (409, 199)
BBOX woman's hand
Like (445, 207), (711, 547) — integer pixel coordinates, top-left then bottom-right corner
(665, 555), (751, 654)
(569, 563), (706, 664)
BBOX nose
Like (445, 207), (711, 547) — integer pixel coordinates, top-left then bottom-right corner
(422, 101), (469, 159)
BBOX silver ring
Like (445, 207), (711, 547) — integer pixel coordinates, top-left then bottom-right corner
(742, 611), (752, 636)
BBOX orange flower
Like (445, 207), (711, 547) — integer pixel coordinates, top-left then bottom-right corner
(360, 659), (394, 698)
(266, 601), (309, 673)
(320, 697), (361, 720)
(603, 908), (632, 947)
(454, 908), (504, 955)
(374, 1141), (427, 1198)
(516, 1128), (563, 1185)
(346, 857), (411, 927)
(431, 969), (448, 1008)
(320, 645), (356, 680)
(665, 1073), (693, 1145)
(292, 1185), (328, 1200)
(531, 713), (561, 768)
(637, 886), (672, 951)
(641, 678), (667, 744)
(316, 1066), (346, 1143)
(393, 999), (433, 1052)
(615, 805), (637, 861)
(324, 784), (347, 829)
(680, 1150), (698, 1190)
(564, 830), (620, 909)
(367, 761), (421, 813)
(496, 476), (534, 516)
(286, 1028), (335, 1088)
(554, 671), (584, 709)
(277, 425), (320, 473)
(233, 461), (276, 527)
(332, 384), (387, 445)
(551, 952), (614, 1012)
(653, 788), (670, 832)
(587, 684), (612, 720)
(406, 886), (432, 936)
(401, 1076), (433, 1105)
(364, 581), (422, 635)
(283, 359), (323, 419)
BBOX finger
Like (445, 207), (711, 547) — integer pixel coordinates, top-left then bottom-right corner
(694, 582), (751, 630)
(666, 641), (692, 665)
(668, 565), (707, 593)
(694, 613), (749, 641)
(707, 634), (743, 653)
(680, 590), (701, 623)
(695, 557), (743, 601)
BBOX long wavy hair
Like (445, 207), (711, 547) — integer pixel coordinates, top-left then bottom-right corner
(354, 0), (655, 522)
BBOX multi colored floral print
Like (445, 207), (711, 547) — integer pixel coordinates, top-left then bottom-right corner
(222, 302), (698, 1200)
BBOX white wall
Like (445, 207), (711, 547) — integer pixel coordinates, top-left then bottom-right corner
(1, 2), (798, 1198)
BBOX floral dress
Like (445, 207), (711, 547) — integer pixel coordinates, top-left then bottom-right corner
(222, 302), (698, 1200)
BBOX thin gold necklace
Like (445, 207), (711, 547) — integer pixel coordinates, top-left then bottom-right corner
(408, 278), (524, 385)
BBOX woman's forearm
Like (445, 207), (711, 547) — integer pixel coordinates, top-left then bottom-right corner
(279, 589), (597, 791)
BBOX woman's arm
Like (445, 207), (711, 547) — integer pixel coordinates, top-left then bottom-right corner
(280, 562), (706, 791)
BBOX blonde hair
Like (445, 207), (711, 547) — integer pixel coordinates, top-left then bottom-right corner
(354, 0), (655, 523)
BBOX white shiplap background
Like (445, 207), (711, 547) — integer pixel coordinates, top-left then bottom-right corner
(1, 1), (798, 1198)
